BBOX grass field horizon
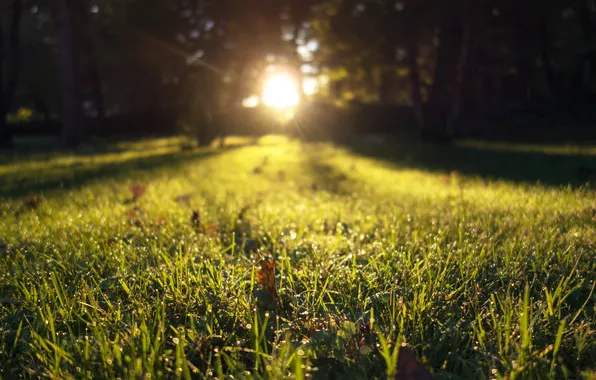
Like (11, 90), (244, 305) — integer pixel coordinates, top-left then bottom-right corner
(1, 135), (594, 379)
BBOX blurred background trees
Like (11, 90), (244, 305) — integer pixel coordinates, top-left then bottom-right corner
(2, 0), (596, 146)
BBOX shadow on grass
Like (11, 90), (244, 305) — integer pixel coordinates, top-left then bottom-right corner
(337, 135), (596, 188)
(0, 144), (243, 198)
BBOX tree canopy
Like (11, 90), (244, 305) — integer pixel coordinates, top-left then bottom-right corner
(2, 0), (596, 145)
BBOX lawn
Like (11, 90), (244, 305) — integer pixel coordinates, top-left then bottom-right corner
(0, 135), (594, 379)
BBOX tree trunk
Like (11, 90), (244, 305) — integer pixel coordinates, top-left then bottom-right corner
(538, 3), (557, 95)
(446, 23), (471, 135)
(88, 63), (106, 122)
(73, 0), (106, 123)
(423, 0), (470, 142)
(0, 0), (23, 146)
(379, 67), (395, 104)
(51, 0), (85, 147)
(570, 1), (596, 98)
(406, 38), (424, 130)
(0, 13), (7, 145)
(513, 0), (534, 100)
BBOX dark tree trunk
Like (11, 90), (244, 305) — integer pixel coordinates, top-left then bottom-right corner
(447, 23), (471, 135)
(88, 63), (106, 122)
(196, 74), (218, 146)
(51, 0), (85, 147)
(73, 1), (106, 123)
(513, 0), (535, 100)
(35, 98), (51, 123)
(570, 1), (596, 97)
(406, 38), (424, 130)
(379, 67), (395, 104)
(0, 0), (23, 146)
(424, 0), (471, 142)
(538, 3), (557, 95)
(0, 13), (6, 145)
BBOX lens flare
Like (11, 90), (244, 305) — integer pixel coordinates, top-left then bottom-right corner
(262, 74), (300, 109)
(242, 95), (260, 108)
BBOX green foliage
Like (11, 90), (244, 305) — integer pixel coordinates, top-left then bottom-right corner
(6, 107), (33, 123)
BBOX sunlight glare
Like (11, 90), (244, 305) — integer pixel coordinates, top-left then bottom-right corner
(242, 95), (260, 108)
(262, 73), (300, 109)
(303, 77), (318, 95)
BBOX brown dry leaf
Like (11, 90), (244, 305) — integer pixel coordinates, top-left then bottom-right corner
(203, 224), (220, 238)
(190, 210), (218, 237)
(256, 258), (278, 301)
(156, 214), (168, 225)
(126, 207), (144, 226)
(174, 194), (193, 205)
(336, 173), (348, 182)
(396, 345), (435, 380)
(24, 195), (42, 210)
(129, 184), (147, 201)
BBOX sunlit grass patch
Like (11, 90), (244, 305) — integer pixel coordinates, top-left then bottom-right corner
(0, 136), (594, 378)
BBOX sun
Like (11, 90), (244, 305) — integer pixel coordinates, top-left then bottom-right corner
(262, 73), (300, 109)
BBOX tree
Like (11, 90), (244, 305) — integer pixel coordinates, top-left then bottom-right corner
(423, 0), (473, 141)
(50, 0), (84, 146)
(0, 0), (23, 146)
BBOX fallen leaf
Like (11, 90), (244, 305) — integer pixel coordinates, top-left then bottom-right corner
(256, 258), (278, 302)
(156, 215), (168, 225)
(129, 184), (147, 201)
(174, 194), (193, 205)
(396, 345), (435, 380)
(203, 224), (220, 238)
(336, 173), (348, 182)
(24, 195), (42, 210)
(126, 206), (145, 226)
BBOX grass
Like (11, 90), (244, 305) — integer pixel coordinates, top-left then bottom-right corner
(0, 135), (594, 379)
